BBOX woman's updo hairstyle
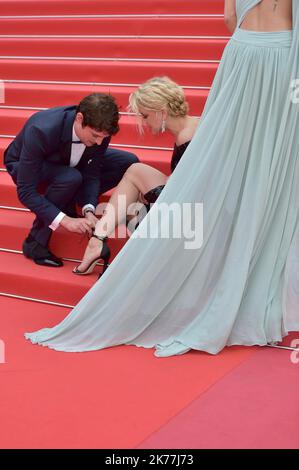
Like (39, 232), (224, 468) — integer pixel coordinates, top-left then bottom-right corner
(129, 76), (189, 126)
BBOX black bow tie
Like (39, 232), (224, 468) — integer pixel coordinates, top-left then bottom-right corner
(72, 140), (83, 144)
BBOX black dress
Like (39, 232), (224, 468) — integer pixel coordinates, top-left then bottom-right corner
(143, 141), (191, 204)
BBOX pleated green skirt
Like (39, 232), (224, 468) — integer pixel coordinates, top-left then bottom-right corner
(25, 26), (299, 356)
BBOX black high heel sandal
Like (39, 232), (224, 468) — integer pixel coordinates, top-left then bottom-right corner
(73, 234), (110, 276)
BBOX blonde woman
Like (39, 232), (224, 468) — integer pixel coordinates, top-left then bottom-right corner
(73, 77), (199, 275)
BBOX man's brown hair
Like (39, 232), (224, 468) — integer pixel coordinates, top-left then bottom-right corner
(77, 93), (120, 135)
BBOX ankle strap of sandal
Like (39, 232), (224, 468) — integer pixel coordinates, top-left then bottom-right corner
(92, 234), (108, 242)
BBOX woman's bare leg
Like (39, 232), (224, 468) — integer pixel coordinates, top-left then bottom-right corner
(75, 163), (168, 273)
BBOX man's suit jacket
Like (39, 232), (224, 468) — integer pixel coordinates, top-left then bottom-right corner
(4, 105), (111, 225)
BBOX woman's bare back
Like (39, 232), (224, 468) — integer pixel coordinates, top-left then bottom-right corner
(240, 0), (292, 31)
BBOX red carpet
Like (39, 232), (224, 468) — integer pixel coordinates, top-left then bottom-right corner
(1, 0), (224, 15)
(0, 38), (227, 60)
(0, 110), (175, 147)
(0, 17), (229, 36)
(1, 84), (207, 115)
(0, 59), (218, 88)
(138, 347), (299, 449)
(0, 296), (257, 449)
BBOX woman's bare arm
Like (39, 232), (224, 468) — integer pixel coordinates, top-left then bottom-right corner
(224, 0), (237, 34)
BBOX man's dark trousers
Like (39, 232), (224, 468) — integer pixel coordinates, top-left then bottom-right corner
(8, 148), (139, 247)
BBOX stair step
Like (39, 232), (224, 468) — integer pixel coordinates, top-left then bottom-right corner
(0, 37), (227, 60)
(0, 17), (229, 36)
(0, 59), (218, 87)
(0, 1), (224, 308)
(0, 250), (97, 305)
(0, 109), (177, 146)
(0, 171), (22, 206)
(0, 138), (12, 164)
(0, 207), (129, 260)
(0, 139), (172, 172)
(0, 0), (224, 16)
(0, 146), (172, 207)
(1, 82), (208, 115)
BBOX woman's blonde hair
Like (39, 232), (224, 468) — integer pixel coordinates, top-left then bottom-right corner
(128, 77), (189, 131)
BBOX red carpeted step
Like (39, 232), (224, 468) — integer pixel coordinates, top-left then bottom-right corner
(0, 172), (125, 210)
(1, 0), (224, 15)
(0, 295), (256, 450)
(0, 59), (217, 87)
(2, 82), (208, 116)
(138, 347), (299, 449)
(0, 139), (172, 172)
(0, 37), (227, 60)
(0, 138), (12, 167)
(0, 147), (172, 208)
(0, 172), (21, 207)
(0, 17), (229, 36)
(0, 250), (96, 305)
(0, 208), (130, 261)
(0, 108), (182, 147)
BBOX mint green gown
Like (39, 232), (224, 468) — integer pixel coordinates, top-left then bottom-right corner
(25, 0), (299, 356)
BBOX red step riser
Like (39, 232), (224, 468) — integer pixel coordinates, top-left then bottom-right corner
(0, 138), (172, 171)
(0, 180), (130, 210)
(0, 17), (229, 36)
(0, 180), (122, 209)
(0, 38), (227, 60)
(0, 174), (170, 209)
(0, 264), (92, 305)
(0, 156), (170, 174)
(1, 1), (224, 15)
(0, 151), (172, 209)
(50, 230), (128, 261)
(0, 60), (217, 88)
(0, 156), (171, 174)
(0, 110), (184, 147)
(0, 210), (129, 261)
(2, 224), (129, 262)
(1, 83), (208, 115)
(0, 176), (22, 207)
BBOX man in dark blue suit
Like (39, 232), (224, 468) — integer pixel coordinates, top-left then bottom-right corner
(4, 93), (139, 267)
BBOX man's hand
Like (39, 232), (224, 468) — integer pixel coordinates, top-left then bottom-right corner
(60, 215), (93, 235)
(84, 211), (99, 230)
(138, 192), (149, 205)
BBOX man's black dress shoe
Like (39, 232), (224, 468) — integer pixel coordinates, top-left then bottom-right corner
(22, 237), (63, 267)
